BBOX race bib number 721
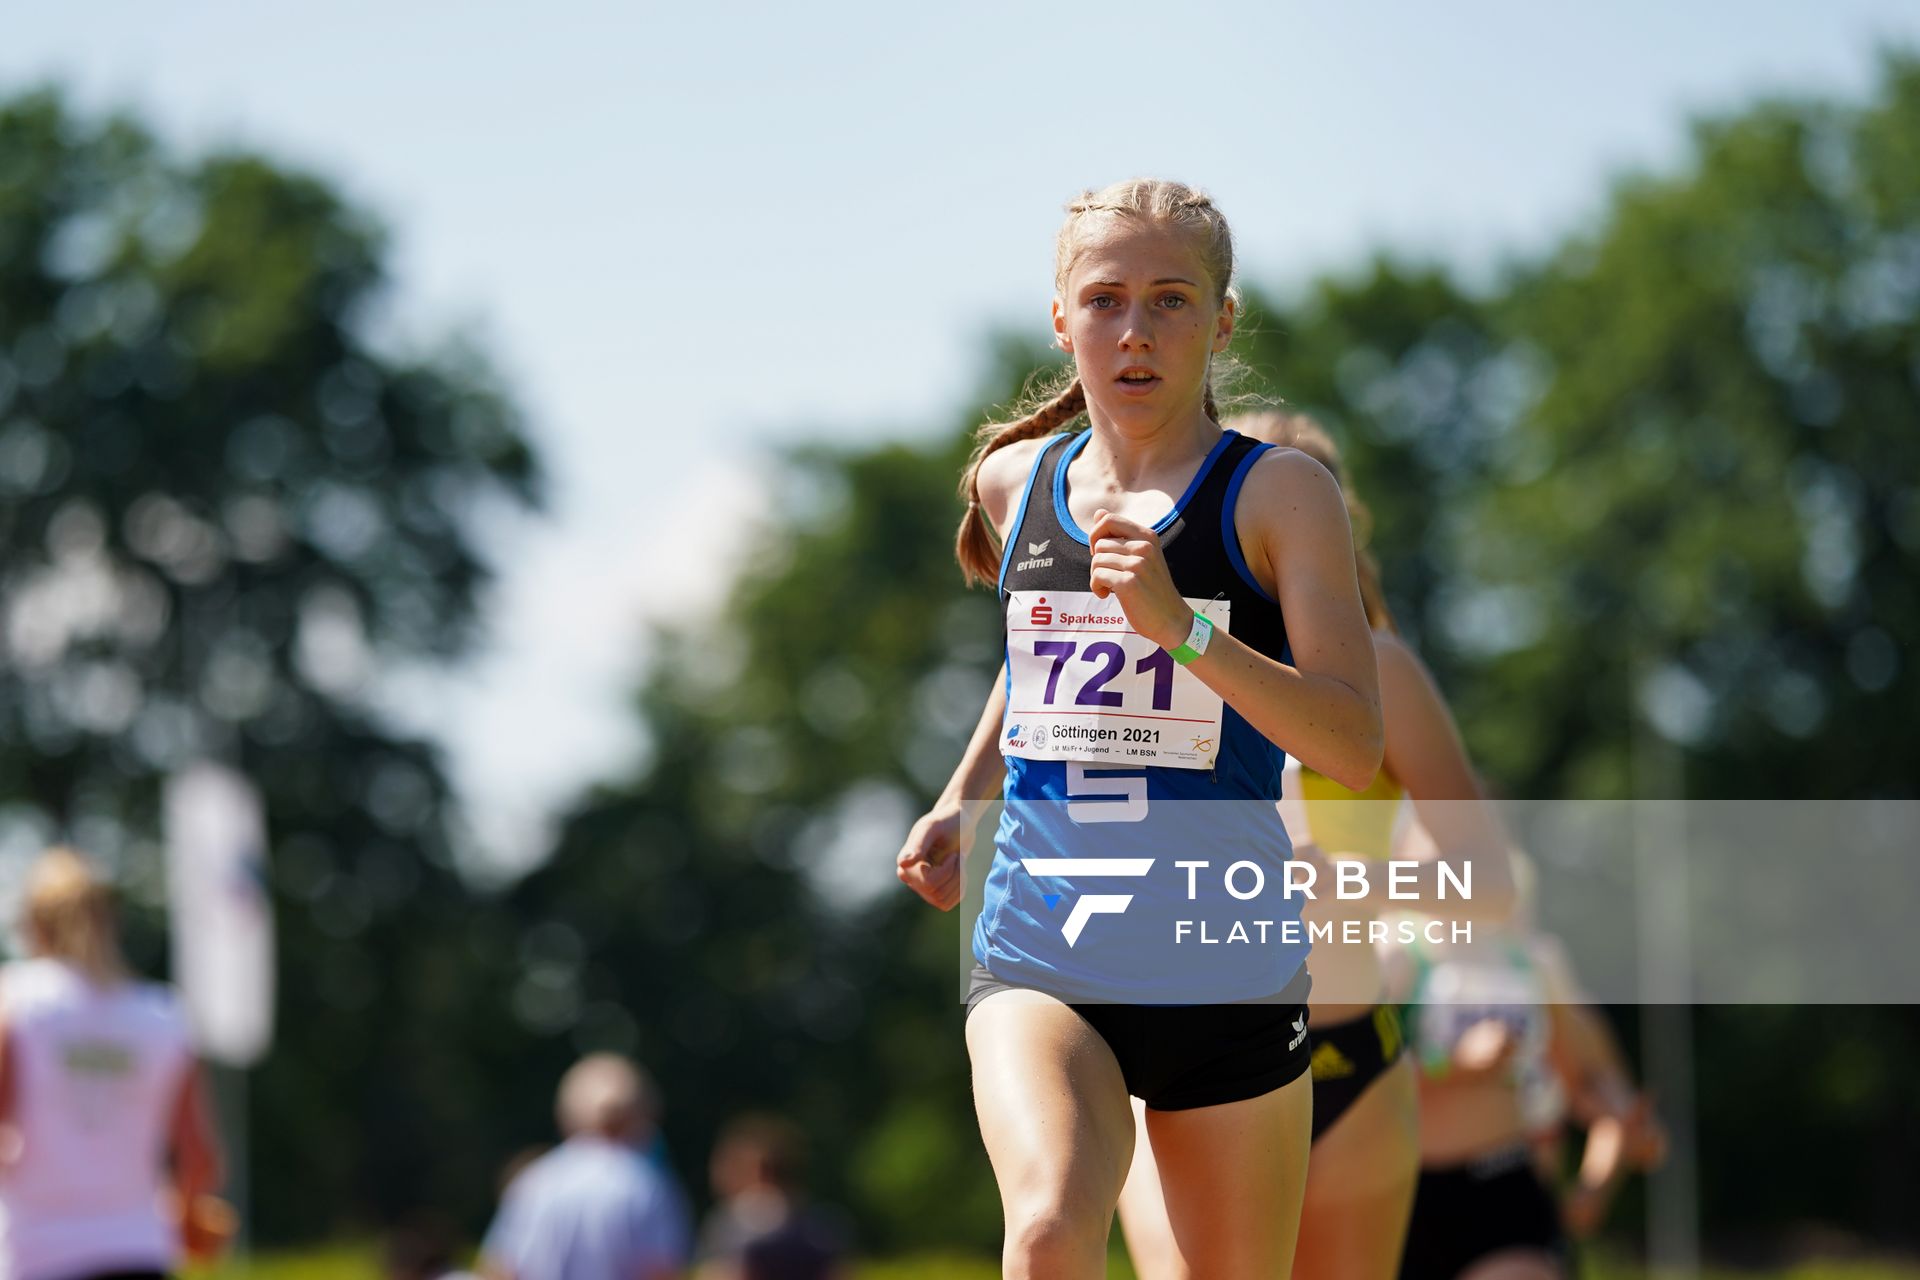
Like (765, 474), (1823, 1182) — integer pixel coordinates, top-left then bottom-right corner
(1002, 590), (1228, 770)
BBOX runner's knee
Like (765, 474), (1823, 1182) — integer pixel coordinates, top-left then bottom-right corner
(1003, 1198), (1108, 1274)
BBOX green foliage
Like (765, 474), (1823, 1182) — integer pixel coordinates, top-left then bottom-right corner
(1457, 56), (1920, 798)
(0, 90), (538, 1237)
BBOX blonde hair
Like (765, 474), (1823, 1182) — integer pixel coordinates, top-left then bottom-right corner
(955, 179), (1240, 586)
(22, 847), (129, 985)
(1227, 410), (1396, 633)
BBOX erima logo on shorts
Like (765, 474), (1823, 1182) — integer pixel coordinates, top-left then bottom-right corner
(1289, 1012), (1308, 1053)
(1019, 858), (1154, 946)
(1015, 539), (1054, 573)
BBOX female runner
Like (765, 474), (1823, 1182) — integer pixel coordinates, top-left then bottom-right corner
(0, 847), (225, 1280)
(896, 180), (1382, 1280)
(1385, 884), (1570, 1280)
(1111, 411), (1517, 1279)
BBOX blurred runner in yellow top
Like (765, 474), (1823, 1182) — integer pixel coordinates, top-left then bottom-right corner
(1116, 412), (1516, 1280)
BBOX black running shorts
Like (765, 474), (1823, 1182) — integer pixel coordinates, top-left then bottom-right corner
(1398, 1147), (1568, 1280)
(964, 964), (1313, 1111)
(1309, 1003), (1407, 1141)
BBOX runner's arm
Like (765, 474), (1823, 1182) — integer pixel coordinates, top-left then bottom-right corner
(1207, 448), (1381, 788)
(1557, 999), (1640, 1240)
(944, 671), (1011, 805)
(896, 438), (1038, 910)
(170, 1060), (224, 1198)
(1347, 633), (1516, 920)
(897, 669), (1008, 911)
(168, 1059), (227, 1263)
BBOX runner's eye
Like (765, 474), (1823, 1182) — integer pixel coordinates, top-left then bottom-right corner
(1090, 295), (1117, 309)
(1159, 294), (1187, 310)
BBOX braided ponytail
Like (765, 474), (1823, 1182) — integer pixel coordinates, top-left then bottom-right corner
(955, 375), (1087, 586)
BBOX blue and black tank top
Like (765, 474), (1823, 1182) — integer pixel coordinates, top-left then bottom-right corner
(972, 428), (1314, 1003)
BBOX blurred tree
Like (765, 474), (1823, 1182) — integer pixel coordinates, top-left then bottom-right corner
(1462, 52), (1920, 799)
(0, 90), (539, 1237)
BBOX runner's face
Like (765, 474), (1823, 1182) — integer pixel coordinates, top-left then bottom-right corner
(1054, 220), (1233, 428)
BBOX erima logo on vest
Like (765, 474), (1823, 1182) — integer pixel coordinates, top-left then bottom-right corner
(1015, 539), (1054, 572)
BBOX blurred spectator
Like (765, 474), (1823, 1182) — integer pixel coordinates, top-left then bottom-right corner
(0, 847), (226, 1280)
(479, 1053), (690, 1280)
(498, 1145), (553, 1197)
(696, 1115), (847, 1280)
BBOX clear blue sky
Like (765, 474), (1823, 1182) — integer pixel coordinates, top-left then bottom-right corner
(8, 2), (1917, 874)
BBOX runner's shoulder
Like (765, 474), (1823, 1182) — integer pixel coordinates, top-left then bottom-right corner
(1240, 442), (1341, 510)
(1233, 444), (1350, 550)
